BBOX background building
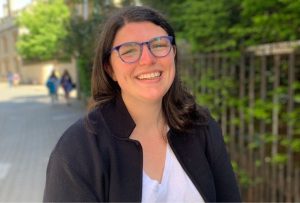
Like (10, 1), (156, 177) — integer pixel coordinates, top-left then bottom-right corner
(0, 0), (77, 84)
(0, 0), (141, 84)
(0, 0), (23, 81)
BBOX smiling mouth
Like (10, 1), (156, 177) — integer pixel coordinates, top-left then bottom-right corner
(137, 72), (162, 80)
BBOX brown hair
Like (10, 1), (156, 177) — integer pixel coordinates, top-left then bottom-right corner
(89, 6), (208, 133)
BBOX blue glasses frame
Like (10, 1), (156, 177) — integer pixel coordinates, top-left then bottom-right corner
(111, 36), (174, 64)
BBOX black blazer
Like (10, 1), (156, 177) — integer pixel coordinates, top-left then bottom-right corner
(43, 97), (241, 202)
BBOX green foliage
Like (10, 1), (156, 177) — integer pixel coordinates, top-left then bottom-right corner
(192, 69), (237, 120)
(281, 138), (300, 153)
(237, 0), (300, 45)
(63, 14), (102, 61)
(291, 139), (300, 152)
(223, 134), (230, 144)
(144, 0), (300, 195)
(248, 139), (260, 150)
(182, 55), (300, 192)
(232, 161), (252, 187)
(255, 159), (262, 167)
(244, 99), (272, 124)
(77, 57), (91, 98)
(293, 82), (300, 103)
(169, 0), (240, 52)
(141, 0), (300, 52)
(63, 1), (118, 98)
(16, 0), (70, 61)
(271, 153), (288, 165)
(262, 133), (279, 144)
(141, 0), (182, 16)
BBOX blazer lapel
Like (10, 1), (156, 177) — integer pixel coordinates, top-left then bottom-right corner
(168, 129), (216, 202)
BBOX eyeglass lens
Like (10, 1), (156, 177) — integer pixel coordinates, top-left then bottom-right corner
(118, 36), (172, 63)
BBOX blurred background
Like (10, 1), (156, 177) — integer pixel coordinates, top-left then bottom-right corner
(0, 0), (299, 202)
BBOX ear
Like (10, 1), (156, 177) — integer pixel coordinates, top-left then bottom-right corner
(105, 64), (117, 81)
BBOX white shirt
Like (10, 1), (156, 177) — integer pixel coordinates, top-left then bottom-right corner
(142, 144), (205, 203)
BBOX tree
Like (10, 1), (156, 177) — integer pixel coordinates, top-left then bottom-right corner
(171, 0), (241, 52)
(58, 0), (136, 98)
(16, 0), (70, 61)
(141, 0), (241, 52)
(141, 0), (182, 15)
(141, 0), (300, 52)
(62, 1), (120, 98)
(231, 0), (300, 46)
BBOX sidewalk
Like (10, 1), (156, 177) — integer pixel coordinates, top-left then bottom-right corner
(0, 83), (85, 202)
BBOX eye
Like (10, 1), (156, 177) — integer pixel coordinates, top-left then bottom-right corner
(150, 38), (170, 50)
(119, 43), (139, 56)
(120, 48), (138, 56)
(151, 42), (168, 49)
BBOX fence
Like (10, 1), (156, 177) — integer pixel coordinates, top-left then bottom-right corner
(179, 43), (300, 202)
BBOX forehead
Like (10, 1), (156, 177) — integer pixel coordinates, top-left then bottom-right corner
(113, 21), (168, 46)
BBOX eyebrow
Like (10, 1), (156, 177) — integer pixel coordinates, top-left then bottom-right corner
(112, 35), (170, 49)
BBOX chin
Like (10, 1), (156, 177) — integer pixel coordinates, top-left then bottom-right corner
(140, 92), (166, 103)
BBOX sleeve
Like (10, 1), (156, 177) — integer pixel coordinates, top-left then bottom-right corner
(43, 119), (104, 202)
(206, 118), (242, 202)
(43, 152), (99, 202)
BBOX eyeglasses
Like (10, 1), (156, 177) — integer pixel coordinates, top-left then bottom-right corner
(111, 36), (174, 64)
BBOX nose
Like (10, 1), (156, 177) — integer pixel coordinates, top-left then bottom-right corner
(138, 44), (156, 65)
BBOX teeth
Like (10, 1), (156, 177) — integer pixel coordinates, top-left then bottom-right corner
(137, 72), (161, 80)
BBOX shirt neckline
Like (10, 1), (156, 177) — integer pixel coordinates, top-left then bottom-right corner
(143, 144), (172, 187)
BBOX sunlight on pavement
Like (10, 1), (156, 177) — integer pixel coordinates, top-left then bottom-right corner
(0, 82), (85, 202)
(0, 82), (77, 103)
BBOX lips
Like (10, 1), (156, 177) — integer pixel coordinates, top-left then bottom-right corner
(137, 71), (162, 80)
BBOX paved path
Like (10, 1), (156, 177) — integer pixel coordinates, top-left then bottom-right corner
(0, 83), (86, 202)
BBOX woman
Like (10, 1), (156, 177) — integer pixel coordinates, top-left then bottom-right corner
(43, 6), (241, 202)
(46, 70), (59, 104)
(60, 70), (73, 105)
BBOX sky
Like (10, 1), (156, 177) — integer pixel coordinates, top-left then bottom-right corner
(0, 0), (32, 18)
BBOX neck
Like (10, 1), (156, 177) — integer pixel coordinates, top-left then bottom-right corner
(122, 95), (165, 131)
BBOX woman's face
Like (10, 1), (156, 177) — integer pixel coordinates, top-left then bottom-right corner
(109, 21), (176, 105)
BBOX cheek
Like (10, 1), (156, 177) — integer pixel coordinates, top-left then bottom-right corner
(110, 67), (119, 82)
(110, 62), (130, 84)
(170, 64), (176, 83)
(168, 57), (176, 80)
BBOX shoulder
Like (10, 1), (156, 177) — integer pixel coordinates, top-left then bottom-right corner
(193, 107), (222, 140)
(44, 111), (110, 202)
(206, 115), (224, 145)
(51, 118), (92, 162)
(207, 115), (222, 138)
(50, 109), (109, 166)
(191, 110), (225, 155)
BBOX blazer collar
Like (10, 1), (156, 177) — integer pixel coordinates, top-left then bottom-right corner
(100, 96), (136, 139)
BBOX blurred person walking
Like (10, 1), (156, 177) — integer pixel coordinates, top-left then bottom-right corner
(13, 73), (21, 86)
(7, 71), (13, 87)
(60, 70), (74, 106)
(46, 70), (59, 104)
